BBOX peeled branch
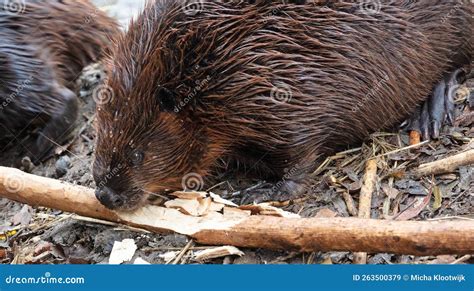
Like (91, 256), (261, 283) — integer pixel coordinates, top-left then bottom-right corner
(0, 166), (473, 256)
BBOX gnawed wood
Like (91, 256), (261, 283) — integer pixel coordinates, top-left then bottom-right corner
(0, 166), (473, 256)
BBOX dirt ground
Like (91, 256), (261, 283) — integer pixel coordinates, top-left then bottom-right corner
(0, 1), (472, 265)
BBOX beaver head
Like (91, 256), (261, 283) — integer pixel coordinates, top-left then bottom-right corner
(93, 1), (226, 210)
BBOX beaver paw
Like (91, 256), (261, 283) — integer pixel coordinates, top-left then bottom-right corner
(239, 179), (309, 205)
(406, 68), (466, 140)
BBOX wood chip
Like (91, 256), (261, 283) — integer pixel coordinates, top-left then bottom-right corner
(109, 239), (137, 265)
(165, 199), (200, 216)
(133, 257), (151, 265)
(197, 197), (212, 216)
(239, 203), (300, 218)
(223, 207), (251, 219)
(166, 192), (237, 217)
(194, 246), (244, 262)
(209, 202), (225, 212)
(209, 192), (238, 207)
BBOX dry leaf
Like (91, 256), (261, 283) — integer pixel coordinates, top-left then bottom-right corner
(109, 239), (137, 264)
(12, 205), (33, 226)
(381, 185), (399, 199)
(0, 249), (6, 260)
(395, 191), (431, 221)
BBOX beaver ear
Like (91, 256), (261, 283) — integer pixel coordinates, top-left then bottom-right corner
(155, 86), (177, 112)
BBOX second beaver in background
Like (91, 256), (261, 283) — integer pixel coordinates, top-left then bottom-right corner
(93, 0), (471, 210)
(0, 0), (119, 162)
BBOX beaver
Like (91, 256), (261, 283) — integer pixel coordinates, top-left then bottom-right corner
(93, 0), (472, 210)
(0, 0), (119, 162)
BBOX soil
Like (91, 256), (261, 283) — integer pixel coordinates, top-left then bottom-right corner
(0, 1), (472, 265)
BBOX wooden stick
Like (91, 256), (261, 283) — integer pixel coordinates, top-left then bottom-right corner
(353, 159), (378, 264)
(0, 166), (473, 255)
(412, 149), (474, 178)
(341, 191), (358, 217)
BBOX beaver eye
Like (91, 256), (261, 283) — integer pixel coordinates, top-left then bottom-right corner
(130, 150), (144, 166)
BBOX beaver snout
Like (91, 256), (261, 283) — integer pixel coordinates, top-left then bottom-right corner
(95, 187), (125, 210)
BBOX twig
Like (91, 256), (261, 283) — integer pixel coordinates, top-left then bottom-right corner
(353, 159), (377, 264)
(373, 140), (429, 159)
(171, 239), (194, 265)
(412, 149), (474, 178)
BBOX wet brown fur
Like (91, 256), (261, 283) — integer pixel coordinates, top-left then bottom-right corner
(0, 0), (119, 159)
(94, 0), (472, 210)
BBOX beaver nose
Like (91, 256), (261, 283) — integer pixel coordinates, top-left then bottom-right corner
(95, 187), (123, 209)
